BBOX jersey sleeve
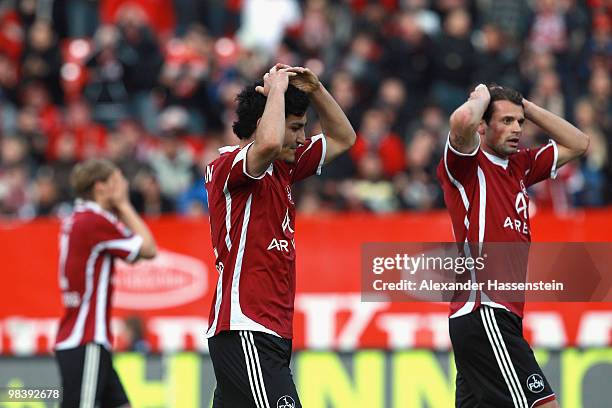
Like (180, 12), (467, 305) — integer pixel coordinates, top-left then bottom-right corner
(93, 216), (143, 263)
(291, 133), (327, 183)
(225, 142), (271, 190)
(442, 132), (480, 185)
(522, 140), (559, 187)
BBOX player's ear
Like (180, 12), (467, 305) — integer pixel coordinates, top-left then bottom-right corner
(91, 180), (104, 201)
(477, 119), (486, 136)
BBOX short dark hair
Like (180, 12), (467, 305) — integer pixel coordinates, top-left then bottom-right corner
(232, 81), (310, 140)
(70, 159), (117, 199)
(483, 85), (524, 123)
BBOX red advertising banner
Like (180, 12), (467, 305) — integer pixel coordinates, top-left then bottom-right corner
(1, 209), (611, 355)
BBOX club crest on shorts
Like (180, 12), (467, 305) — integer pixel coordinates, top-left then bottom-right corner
(277, 395), (296, 408)
(526, 374), (545, 393)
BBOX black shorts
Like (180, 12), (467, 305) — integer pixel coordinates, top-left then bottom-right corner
(55, 343), (129, 408)
(449, 306), (556, 408)
(208, 330), (301, 408)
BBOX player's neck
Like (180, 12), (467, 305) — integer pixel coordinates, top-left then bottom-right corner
(481, 144), (509, 160)
(91, 195), (113, 212)
(240, 136), (256, 149)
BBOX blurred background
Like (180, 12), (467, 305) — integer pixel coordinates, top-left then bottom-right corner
(0, 0), (610, 407)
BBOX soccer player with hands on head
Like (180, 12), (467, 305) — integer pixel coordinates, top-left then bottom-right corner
(204, 63), (355, 408)
(438, 83), (588, 408)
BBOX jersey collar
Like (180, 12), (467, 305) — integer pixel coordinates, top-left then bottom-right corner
(218, 145), (240, 154)
(482, 150), (509, 170)
(74, 199), (118, 221)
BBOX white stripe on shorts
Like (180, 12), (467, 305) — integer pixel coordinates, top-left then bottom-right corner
(246, 331), (270, 408)
(480, 307), (528, 408)
(240, 331), (266, 408)
(80, 343), (100, 408)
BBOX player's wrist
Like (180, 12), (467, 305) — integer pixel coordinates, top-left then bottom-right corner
(522, 99), (536, 119)
(269, 83), (287, 94)
(309, 81), (323, 95)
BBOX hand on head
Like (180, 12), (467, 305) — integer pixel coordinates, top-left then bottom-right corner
(255, 63), (297, 96)
(256, 63), (321, 96)
(470, 83), (491, 101)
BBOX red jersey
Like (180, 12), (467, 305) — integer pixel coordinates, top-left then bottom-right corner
(205, 135), (327, 339)
(437, 135), (558, 318)
(55, 200), (143, 350)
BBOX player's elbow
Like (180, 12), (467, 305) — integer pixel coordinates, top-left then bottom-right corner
(346, 128), (357, 147)
(450, 107), (475, 136)
(575, 131), (589, 157)
(450, 106), (480, 138)
(336, 128), (357, 151)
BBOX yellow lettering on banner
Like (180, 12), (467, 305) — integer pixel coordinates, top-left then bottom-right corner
(296, 351), (384, 408)
(114, 353), (165, 406)
(114, 353), (199, 408)
(166, 353), (200, 408)
(561, 348), (612, 408)
(393, 350), (454, 408)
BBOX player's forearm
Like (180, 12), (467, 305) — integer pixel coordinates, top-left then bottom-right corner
(256, 85), (287, 155)
(523, 100), (589, 155)
(115, 202), (157, 259)
(309, 84), (356, 148)
(450, 93), (489, 147)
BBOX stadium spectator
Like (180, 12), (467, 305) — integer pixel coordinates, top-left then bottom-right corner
(130, 167), (175, 216)
(573, 98), (608, 206)
(341, 31), (381, 96)
(381, 10), (433, 111)
(375, 77), (413, 137)
(21, 20), (63, 104)
(50, 129), (79, 202)
(147, 107), (195, 201)
(431, 8), (475, 114)
(106, 118), (149, 181)
(529, 0), (568, 54)
(158, 23), (218, 133)
(587, 67), (611, 129)
(114, 4), (163, 131)
(474, 24), (521, 89)
(351, 107), (406, 179)
(0, 135), (31, 218)
(529, 68), (565, 119)
(30, 165), (63, 217)
(351, 152), (400, 212)
(84, 25), (129, 126)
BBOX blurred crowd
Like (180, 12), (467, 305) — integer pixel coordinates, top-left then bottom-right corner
(0, 0), (610, 219)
